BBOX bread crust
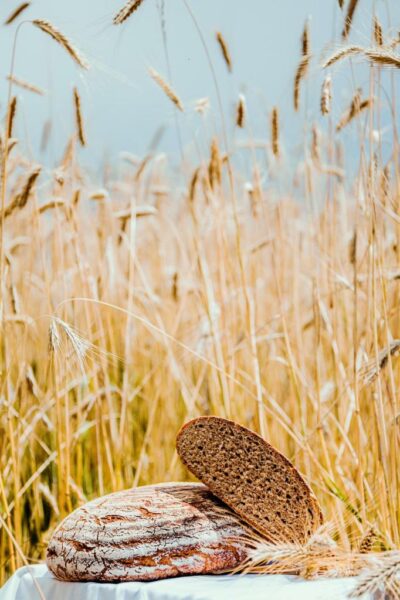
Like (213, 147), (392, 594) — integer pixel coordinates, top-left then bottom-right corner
(46, 482), (250, 582)
(176, 417), (323, 544)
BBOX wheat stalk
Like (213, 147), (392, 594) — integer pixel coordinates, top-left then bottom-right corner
(73, 88), (86, 147)
(113, 0), (145, 25)
(32, 20), (89, 70)
(149, 68), (184, 111)
(216, 31), (232, 72)
(4, 3), (30, 25)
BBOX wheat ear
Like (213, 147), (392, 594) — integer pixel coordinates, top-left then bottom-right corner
(4, 3), (30, 25)
(216, 31), (232, 72)
(148, 68), (184, 111)
(294, 55), (310, 111)
(2, 166), (41, 219)
(359, 340), (400, 386)
(236, 94), (246, 128)
(373, 17), (383, 46)
(336, 88), (371, 132)
(323, 45), (363, 68)
(32, 20), (89, 70)
(208, 138), (222, 190)
(7, 75), (45, 96)
(6, 97), (17, 139)
(365, 49), (400, 68)
(321, 75), (332, 115)
(113, 0), (145, 25)
(73, 88), (86, 147)
(271, 107), (280, 158)
(342, 0), (359, 39)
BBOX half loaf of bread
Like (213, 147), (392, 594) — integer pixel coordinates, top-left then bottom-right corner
(176, 417), (323, 544)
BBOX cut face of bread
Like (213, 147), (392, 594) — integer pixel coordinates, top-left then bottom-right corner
(176, 417), (323, 545)
(46, 482), (251, 582)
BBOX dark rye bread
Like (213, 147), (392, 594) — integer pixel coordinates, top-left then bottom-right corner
(46, 482), (251, 582)
(176, 417), (323, 545)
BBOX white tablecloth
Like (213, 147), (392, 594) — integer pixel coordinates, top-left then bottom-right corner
(0, 564), (368, 600)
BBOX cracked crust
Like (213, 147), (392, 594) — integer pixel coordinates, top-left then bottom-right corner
(46, 482), (251, 582)
(176, 417), (323, 544)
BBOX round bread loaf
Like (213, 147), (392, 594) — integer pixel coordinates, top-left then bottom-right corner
(46, 482), (250, 582)
(176, 417), (323, 545)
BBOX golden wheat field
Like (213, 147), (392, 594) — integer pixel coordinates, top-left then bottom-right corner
(1, 0), (400, 595)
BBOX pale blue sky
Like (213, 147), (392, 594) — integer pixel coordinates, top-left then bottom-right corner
(0, 0), (398, 170)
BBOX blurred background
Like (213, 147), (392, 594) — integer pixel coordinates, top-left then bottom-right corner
(0, 0), (399, 171)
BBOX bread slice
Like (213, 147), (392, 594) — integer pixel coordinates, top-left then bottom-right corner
(46, 482), (251, 582)
(176, 417), (323, 544)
